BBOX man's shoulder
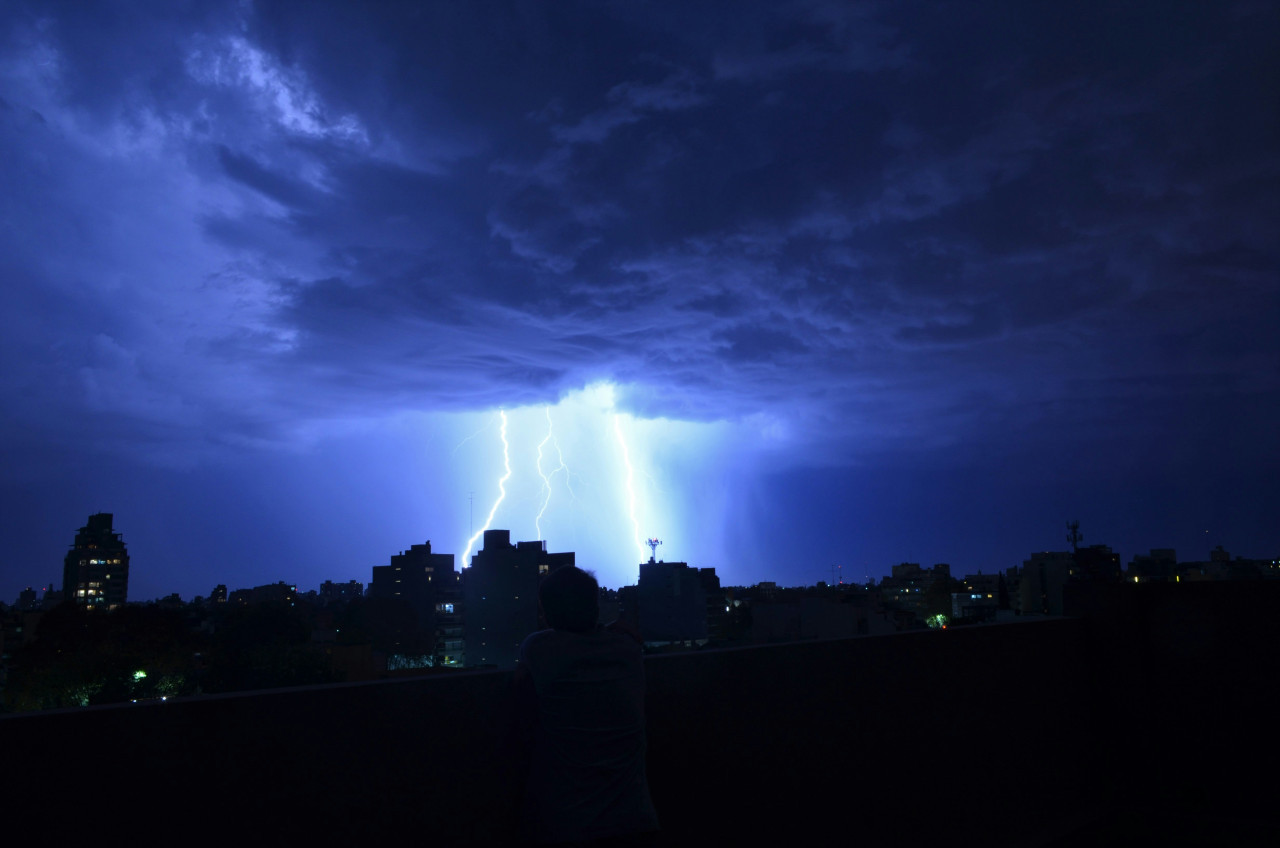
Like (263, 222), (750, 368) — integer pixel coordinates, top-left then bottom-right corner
(518, 628), (557, 662)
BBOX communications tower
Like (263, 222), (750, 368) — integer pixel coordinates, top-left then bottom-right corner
(646, 537), (662, 563)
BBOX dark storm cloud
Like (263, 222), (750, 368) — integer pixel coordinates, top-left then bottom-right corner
(2, 0), (1278, 469)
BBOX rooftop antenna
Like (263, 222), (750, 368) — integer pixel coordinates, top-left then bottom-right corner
(1066, 520), (1082, 553)
(646, 537), (662, 563)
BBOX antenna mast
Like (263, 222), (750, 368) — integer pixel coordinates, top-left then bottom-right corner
(1066, 520), (1082, 552)
(646, 538), (662, 563)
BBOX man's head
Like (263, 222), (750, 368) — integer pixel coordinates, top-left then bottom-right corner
(539, 566), (600, 633)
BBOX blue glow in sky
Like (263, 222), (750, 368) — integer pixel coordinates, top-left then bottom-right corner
(449, 383), (741, 588)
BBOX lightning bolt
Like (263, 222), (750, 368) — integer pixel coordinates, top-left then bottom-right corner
(536, 406), (572, 540)
(462, 409), (510, 566)
(555, 435), (574, 503)
(613, 413), (647, 564)
(535, 406), (554, 539)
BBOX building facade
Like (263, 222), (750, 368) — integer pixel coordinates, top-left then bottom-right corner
(462, 530), (574, 669)
(62, 513), (129, 610)
(369, 540), (461, 666)
(636, 560), (709, 645)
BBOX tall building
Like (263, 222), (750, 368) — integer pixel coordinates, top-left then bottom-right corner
(62, 513), (129, 610)
(1018, 551), (1074, 615)
(463, 530), (574, 669)
(636, 559), (708, 644)
(369, 541), (462, 665)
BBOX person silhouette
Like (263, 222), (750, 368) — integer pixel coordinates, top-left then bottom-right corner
(512, 566), (660, 847)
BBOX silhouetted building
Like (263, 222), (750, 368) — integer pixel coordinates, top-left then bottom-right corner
(1001, 566), (1020, 610)
(462, 530), (574, 668)
(1176, 547), (1273, 582)
(1073, 544), (1121, 582)
(210, 584), (228, 604)
(599, 587), (621, 626)
(955, 571), (1000, 621)
(951, 590), (998, 622)
(1129, 549), (1177, 583)
(960, 572), (999, 599)
(249, 582), (296, 605)
(880, 563), (931, 615)
(62, 513), (129, 610)
(617, 584), (639, 632)
(319, 579), (365, 605)
(369, 541), (461, 665)
(1018, 552), (1074, 615)
(699, 567), (726, 642)
(636, 560), (708, 645)
(16, 587), (37, 611)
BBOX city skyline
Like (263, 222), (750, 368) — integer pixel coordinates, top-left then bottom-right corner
(2, 2), (1277, 601)
(7, 511), (1275, 607)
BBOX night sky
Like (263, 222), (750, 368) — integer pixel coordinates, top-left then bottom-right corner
(2, 1), (1277, 602)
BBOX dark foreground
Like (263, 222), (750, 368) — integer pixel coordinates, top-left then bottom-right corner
(3, 581), (1277, 846)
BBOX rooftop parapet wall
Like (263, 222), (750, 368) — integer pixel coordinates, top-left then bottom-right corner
(3, 582), (1278, 846)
